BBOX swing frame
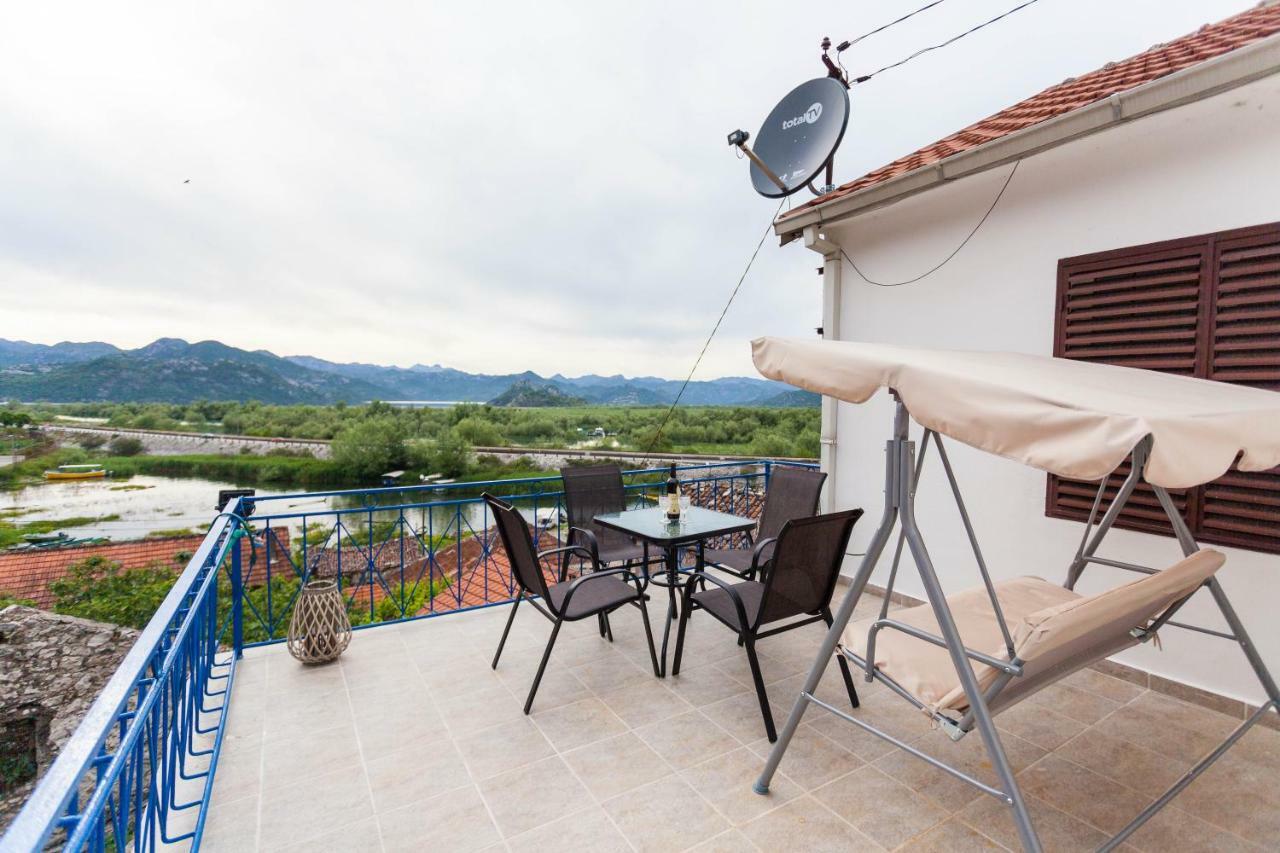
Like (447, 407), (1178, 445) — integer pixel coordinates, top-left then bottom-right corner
(753, 394), (1280, 853)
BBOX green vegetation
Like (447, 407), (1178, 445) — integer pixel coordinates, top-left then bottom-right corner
(0, 592), (37, 609)
(44, 552), (455, 644)
(0, 514), (120, 549)
(21, 400), (820, 457)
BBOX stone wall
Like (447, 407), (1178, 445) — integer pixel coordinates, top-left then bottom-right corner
(0, 606), (138, 831)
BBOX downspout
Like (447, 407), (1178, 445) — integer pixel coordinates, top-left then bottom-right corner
(804, 225), (842, 512)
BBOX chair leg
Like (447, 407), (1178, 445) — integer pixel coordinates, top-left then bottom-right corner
(604, 612), (614, 642)
(637, 598), (660, 677)
(672, 584), (696, 677)
(524, 617), (563, 715)
(744, 637), (777, 742)
(492, 596), (521, 670)
(822, 607), (860, 709)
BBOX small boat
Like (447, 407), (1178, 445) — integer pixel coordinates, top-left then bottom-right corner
(44, 464), (108, 481)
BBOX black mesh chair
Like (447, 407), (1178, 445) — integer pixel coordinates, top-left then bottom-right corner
(484, 493), (660, 713)
(673, 508), (864, 741)
(560, 464), (659, 569)
(703, 466), (827, 580)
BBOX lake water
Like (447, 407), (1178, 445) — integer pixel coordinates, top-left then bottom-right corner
(3, 474), (519, 544)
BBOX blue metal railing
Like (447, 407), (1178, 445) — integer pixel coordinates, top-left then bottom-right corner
(2, 504), (249, 852)
(234, 461), (796, 646)
(3, 459), (814, 850)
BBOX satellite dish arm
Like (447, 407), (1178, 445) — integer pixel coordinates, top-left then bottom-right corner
(727, 130), (788, 193)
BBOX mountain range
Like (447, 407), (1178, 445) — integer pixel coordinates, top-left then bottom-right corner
(0, 338), (815, 407)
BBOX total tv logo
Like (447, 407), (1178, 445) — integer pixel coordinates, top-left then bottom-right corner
(782, 102), (823, 130)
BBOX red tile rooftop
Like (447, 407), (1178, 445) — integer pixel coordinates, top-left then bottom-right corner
(780, 1), (1280, 220)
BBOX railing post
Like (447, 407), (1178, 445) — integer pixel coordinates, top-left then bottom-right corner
(230, 514), (244, 660)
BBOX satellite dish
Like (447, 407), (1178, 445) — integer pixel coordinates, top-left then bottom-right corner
(729, 77), (850, 198)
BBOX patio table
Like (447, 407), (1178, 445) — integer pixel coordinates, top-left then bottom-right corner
(593, 505), (756, 677)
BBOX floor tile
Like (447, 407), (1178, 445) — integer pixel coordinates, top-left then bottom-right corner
(699, 691), (782, 744)
(268, 816), (383, 853)
(1179, 754), (1280, 845)
(261, 722), (361, 789)
(740, 795), (881, 853)
(1017, 755), (1149, 834)
(1127, 804), (1262, 852)
(634, 709), (740, 769)
(455, 718), (556, 781)
(365, 734), (472, 814)
(561, 731), (672, 801)
(1053, 730), (1188, 798)
(1062, 668), (1146, 704)
(258, 764), (375, 850)
(873, 729), (1045, 813)
(680, 747), (804, 824)
(745, 724), (863, 791)
(688, 828), (759, 852)
(996, 703), (1088, 751)
(597, 679), (693, 728)
(960, 791), (1109, 852)
(812, 765), (948, 849)
(479, 756), (591, 838)
(900, 818), (1006, 852)
(1024, 682), (1122, 725)
(530, 696), (628, 751)
(665, 661), (751, 707)
(506, 806), (632, 853)
(379, 784), (500, 852)
(603, 775), (729, 853)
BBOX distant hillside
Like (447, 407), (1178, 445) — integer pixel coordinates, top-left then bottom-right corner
(756, 389), (821, 408)
(0, 337), (797, 405)
(488, 379), (586, 407)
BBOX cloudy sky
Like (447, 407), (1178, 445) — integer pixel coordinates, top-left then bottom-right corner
(0, 0), (1252, 378)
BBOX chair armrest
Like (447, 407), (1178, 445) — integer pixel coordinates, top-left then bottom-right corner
(567, 526), (601, 564)
(687, 571), (752, 634)
(537, 544), (599, 582)
(748, 537), (777, 577)
(556, 566), (646, 615)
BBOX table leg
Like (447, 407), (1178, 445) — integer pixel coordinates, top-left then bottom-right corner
(658, 545), (680, 677)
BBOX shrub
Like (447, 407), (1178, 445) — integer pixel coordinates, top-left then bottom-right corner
(107, 436), (145, 457)
(49, 556), (175, 629)
(77, 433), (108, 450)
(331, 416), (408, 481)
(452, 416), (503, 447)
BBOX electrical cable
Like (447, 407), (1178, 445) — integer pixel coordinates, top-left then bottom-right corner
(842, 160), (1019, 287)
(641, 198), (787, 458)
(850, 0), (1043, 84)
(838, 0), (949, 51)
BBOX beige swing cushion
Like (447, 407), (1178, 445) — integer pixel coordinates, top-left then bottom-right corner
(844, 549), (1226, 714)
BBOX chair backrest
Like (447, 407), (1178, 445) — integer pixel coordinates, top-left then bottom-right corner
(758, 467), (828, 542)
(560, 464), (628, 530)
(943, 548), (1228, 715)
(483, 493), (550, 599)
(757, 508), (863, 627)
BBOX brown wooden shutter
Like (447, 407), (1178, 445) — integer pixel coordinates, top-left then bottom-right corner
(1199, 229), (1280, 552)
(1048, 223), (1280, 555)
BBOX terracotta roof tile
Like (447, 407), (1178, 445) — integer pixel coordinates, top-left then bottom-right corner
(781, 3), (1280, 219)
(0, 536), (208, 608)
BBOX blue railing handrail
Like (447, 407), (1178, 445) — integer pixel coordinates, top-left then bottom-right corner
(242, 459), (782, 508)
(1, 506), (243, 852)
(245, 468), (765, 523)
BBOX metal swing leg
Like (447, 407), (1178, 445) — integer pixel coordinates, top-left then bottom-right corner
(755, 403), (907, 795)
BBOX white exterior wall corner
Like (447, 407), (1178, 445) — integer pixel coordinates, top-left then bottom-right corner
(810, 74), (1280, 704)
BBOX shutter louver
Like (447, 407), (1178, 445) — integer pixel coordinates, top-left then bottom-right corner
(1058, 252), (1204, 373)
(1049, 224), (1280, 555)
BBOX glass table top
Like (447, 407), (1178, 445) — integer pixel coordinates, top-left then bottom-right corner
(593, 505), (755, 545)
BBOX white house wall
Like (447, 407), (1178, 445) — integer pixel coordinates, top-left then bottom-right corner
(815, 73), (1280, 705)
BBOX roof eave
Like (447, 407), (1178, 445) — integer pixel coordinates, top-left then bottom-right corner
(775, 30), (1280, 240)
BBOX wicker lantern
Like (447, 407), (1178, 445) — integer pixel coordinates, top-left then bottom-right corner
(287, 579), (352, 664)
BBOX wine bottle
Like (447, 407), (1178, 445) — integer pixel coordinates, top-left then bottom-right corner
(666, 463), (681, 520)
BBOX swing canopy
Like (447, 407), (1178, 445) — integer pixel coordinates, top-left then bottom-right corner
(751, 337), (1280, 489)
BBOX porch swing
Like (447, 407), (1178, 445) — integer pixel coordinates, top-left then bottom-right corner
(748, 337), (1280, 853)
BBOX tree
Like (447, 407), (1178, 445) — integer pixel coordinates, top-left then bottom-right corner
(107, 436), (144, 456)
(330, 416), (408, 480)
(49, 556), (176, 628)
(409, 432), (472, 478)
(452, 416), (503, 447)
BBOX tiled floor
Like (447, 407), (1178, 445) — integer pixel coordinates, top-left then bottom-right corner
(201, 591), (1279, 852)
